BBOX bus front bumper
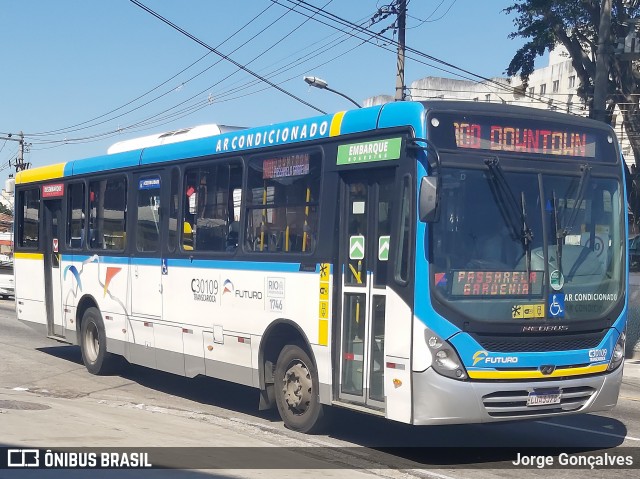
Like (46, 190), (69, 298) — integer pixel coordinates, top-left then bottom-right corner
(411, 364), (624, 425)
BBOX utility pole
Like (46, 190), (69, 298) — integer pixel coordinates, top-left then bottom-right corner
(394, 0), (407, 101)
(0, 131), (30, 173)
(592, 0), (612, 123)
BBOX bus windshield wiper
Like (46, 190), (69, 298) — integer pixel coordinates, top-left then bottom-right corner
(552, 164), (591, 276)
(484, 157), (534, 275)
(552, 190), (563, 276)
(560, 164), (591, 238)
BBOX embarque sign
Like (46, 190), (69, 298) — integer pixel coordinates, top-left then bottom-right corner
(337, 138), (402, 165)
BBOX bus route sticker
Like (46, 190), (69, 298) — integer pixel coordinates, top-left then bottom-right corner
(549, 293), (565, 318)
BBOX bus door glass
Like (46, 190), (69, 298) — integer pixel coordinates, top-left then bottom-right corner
(131, 172), (163, 319)
(338, 170), (393, 408)
(43, 197), (64, 337)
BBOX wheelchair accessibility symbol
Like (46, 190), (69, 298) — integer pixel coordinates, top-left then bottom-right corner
(549, 293), (565, 318)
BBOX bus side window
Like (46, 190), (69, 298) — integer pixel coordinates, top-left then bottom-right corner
(245, 151), (320, 253)
(67, 183), (85, 249)
(88, 177), (127, 251)
(167, 168), (180, 253)
(136, 176), (161, 253)
(182, 161), (242, 253)
(17, 188), (40, 249)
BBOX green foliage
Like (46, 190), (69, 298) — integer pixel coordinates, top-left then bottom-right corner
(505, 0), (640, 164)
(0, 203), (11, 216)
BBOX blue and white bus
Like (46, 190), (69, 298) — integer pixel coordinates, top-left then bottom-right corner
(14, 101), (627, 432)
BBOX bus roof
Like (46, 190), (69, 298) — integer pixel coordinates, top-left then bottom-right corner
(106, 124), (246, 154)
(15, 101), (425, 185)
(17, 100), (614, 186)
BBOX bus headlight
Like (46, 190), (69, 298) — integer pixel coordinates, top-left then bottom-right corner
(607, 330), (626, 371)
(425, 329), (468, 380)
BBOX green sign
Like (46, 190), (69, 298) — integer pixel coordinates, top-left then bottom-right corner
(349, 235), (365, 260)
(337, 138), (402, 165)
(378, 236), (390, 261)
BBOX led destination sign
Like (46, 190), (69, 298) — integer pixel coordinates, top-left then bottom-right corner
(263, 153), (310, 179)
(454, 122), (596, 157)
(451, 270), (543, 297)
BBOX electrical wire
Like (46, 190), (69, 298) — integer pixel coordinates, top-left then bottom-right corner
(272, 0), (574, 110)
(129, 0), (326, 114)
(407, 0), (458, 28)
(30, 4), (377, 149)
(26, 1), (578, 152)
(27, 2), (278, 137)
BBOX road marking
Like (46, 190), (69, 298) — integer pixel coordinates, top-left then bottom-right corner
(536, 420), (640, 442)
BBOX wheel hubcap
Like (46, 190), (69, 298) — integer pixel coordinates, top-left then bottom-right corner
(84, 322), (99, 364)
(282, 362), (312, 415)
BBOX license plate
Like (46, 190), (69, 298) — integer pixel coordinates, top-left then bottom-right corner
(527, 390), (561, 406)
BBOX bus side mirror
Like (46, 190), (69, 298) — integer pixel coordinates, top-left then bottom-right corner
(419, 176), (439, 223)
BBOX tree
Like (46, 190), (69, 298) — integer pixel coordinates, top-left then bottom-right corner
(0, 202), (11, 217)
(505, 0), (640, 166)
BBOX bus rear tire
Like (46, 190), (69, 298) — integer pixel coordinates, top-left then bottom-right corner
(80, 307), (121, 375)
(274, 344), (327, 434)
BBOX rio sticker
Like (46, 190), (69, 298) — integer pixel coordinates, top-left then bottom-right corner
(550, 270), (564, 291)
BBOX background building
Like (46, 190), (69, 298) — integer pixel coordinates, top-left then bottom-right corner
(366, 48), (634, 168)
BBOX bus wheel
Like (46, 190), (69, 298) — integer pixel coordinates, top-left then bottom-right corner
(80, 307), (119, 375)
(274, 344), (326, 433)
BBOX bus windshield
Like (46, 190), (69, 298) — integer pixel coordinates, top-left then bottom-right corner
(430, 166), (624, 325)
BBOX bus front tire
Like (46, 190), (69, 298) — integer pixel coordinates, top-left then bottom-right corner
(80, 307), (120, 375)
(274, 344), (326, 434)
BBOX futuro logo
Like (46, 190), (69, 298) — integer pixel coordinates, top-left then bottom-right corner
(472, 350), (488, 366)
(222, 279), (234, 295)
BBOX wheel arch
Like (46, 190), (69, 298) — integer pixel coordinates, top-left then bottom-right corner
(75, 294), (99, 345)
(258, 319), (316, 392)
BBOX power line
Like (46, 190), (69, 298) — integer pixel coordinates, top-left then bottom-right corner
(406, 0), (458, 28)
(27, 2), (278, 137)
(31, 3), (376, 149)
(272, 0), (574, 110)
(129, 0), (326, 115)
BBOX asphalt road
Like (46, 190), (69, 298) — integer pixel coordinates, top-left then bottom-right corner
(0, 299), (639, 479)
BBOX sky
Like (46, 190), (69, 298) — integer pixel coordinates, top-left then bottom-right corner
(0, 0), (544, 186)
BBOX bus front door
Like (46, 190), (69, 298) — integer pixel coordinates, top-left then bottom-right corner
(43, 199), (64, 337)
(337, 171), (394, 410)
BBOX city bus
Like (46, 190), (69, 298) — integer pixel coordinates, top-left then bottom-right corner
(13, 101), (627, 433)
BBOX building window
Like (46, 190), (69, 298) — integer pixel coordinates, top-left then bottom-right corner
(569, 75), (576, 88)
(540, 84), (547, 95)
(552, 80), (559, 93)
(485, 94), (491, 102)
(528, 87), (535, 100)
